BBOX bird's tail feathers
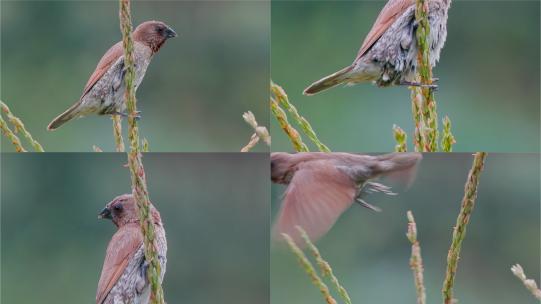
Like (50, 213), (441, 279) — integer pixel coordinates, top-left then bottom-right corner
(372, 153), (422, 188)
(303, 66), (354, 96)
(47, 102), (82, 130)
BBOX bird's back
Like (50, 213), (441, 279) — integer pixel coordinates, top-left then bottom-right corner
(357, 0), (416, 59)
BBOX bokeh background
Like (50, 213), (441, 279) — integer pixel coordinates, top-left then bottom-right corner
(271, 1), (540, 152)
(271, 153), (540, 303)
(1, 0), (269, 152)
(1, 153), (269, 303)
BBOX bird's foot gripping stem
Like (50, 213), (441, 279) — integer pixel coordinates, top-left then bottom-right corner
(400, 80), (439, 91)
(113, 111), (142, 121)
(355, 198), (382, 212)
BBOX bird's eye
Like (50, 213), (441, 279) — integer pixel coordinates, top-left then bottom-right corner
(157, 27), (164, 33)
(113, 204), (123, 212)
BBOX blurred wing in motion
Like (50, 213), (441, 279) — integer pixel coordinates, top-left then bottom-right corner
(372, 152), (422, 189)
(273, 160), (357, 244)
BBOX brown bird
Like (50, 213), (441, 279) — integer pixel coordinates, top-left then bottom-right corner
(47, 21), (177, 130)
(96, 194), (167, 304)
(271, 152), (421, 242)
(303, 0), (450, 95)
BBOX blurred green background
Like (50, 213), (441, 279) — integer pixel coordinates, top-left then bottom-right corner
(271, 1), (540, 152)
(1, 0), (269, 152)
(1, 153), (269, 303)
(271, 153), (540, 303)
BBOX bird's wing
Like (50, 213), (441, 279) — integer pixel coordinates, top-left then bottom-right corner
(357, 0), (415, 58)
(81, 41), (124, 99)
(96, 224), (143, 304)
(274, 160), (357, 243)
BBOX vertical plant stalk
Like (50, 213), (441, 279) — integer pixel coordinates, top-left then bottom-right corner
(119, 1), (164, 303)
(410, 86), (426, 151)
(510, 264), (541, 300)
(442, 152), (487, 304)
(297, 227), (352, 304)
(0, 101), (44, 152)
(142, 138), (150, 152)
(270, 96), (309, 152)
(282, 233), (338, 304)
(440, 116), (456, 152)
(271, 82), (330, 152)
(406, 211), (426, 304)
(0, 115), (26, 152)
(414, 0), (439, 152)
(112, 115), (125, 152)
(393, 124), (408, 152)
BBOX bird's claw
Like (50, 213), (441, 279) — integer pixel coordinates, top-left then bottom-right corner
(132, 111), (142, 121)
(112, 111), (141, 120)
(400, 81), (438, 91)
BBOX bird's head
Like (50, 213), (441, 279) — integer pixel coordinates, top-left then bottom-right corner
(133, 20), (177, 53)
(271, 152), (296, 184)
(99, 193), (162, 228)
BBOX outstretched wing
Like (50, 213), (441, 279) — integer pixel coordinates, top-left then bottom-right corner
(274, 160), (357, 244)
(357, 0), (415, 58)
(96, 224), (143, 304)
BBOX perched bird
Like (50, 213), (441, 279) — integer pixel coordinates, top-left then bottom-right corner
(271, 152), (421, 242)
(47, 21), (177, 130)
(96, 194), (167, 304)
(303, 0), (450, 95)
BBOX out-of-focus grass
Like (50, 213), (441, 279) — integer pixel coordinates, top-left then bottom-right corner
(271, 81), (329, 152)
(1, 100), (44, 152)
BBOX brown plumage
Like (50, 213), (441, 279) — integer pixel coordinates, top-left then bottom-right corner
(96, 194), (167, 304)
(48, 21), (176, 130)
(271, 152), (421, 243)
(304, 0), (450, 95)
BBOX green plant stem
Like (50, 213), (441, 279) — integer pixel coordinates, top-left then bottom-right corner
(0, 115), (26, 152)
(406, 211), (426, 304)
(410, 86), (426, 151)
(271, 81), (330, 152)
(112, 115), (125, 152)
(282, 233), (337, 304)
(393, 124), (408, 152)
(414, 0), (439, 151)
(442, 152), (487, 304)
(142, 138), (150, 152)
(440, 116), (456, 152)
(270, 96), (309, 152)
(119, 1), (164, 303)
(297, 227), (352, 304)
(0, 101), (44, 152)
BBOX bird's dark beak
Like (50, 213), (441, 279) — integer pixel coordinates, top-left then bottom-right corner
(98, 207), (112, 220)
(165, 27), (177, 38)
